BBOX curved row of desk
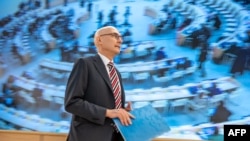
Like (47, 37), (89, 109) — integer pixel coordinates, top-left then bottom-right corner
(10, 74), (239, 108)
(1, 8), (43, 64)
(1, 2), (85, 67)
(146, 0), (207, 38)
(38, 55), (197, 83)
(1, 102), (249, 140)
(39, 56), (188, 73)
(204, 0), (250, 61)
(155, 116), (250, 141)
(0, 104), (69, 133)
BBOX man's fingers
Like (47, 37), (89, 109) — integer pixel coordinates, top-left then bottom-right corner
(129, 113), (135, 119)
(117, 109), (134, 126)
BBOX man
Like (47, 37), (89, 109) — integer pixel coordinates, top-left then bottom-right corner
(198, 24), (211, 44)
(210, 101), (232, 123)
(197, 43), (208, 77)
(155, 46), (167, 61)
(64, 26), (134, 141)
(154, 47), (167, 77)
(122, 29), (132, 45)
(97, 10), (104, 28)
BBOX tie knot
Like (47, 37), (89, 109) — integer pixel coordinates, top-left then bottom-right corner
(108, 62), (114, 71)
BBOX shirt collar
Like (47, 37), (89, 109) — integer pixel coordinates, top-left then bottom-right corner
(98, 53), (113, 66)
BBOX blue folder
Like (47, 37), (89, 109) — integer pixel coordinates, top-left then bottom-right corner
(113, 105), (171, 141)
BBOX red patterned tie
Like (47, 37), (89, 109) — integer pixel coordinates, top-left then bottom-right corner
(108, 62), (122, 109)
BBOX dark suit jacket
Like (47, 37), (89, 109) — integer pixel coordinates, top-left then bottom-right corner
(64, 55), (125, 141)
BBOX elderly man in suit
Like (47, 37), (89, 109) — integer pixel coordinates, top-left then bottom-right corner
(64, 26), (134, 141)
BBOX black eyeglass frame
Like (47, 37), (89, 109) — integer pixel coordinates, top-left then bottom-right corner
(99, 33), (122, 40)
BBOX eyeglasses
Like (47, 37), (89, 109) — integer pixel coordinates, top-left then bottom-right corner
(100, 33), (122, 40)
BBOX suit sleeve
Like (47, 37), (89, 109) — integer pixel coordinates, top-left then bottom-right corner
(64, 58), (107, 125)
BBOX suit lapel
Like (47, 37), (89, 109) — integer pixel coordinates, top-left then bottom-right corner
(93, 55), (125, 108)
(92, 55), (113, 91)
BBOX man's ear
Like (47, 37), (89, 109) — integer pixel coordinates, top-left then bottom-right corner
(97, 36), (102, 44)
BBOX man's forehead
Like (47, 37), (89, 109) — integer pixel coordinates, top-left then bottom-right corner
(100, 27), (118, 34)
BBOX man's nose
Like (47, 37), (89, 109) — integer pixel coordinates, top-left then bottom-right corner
(118, 37), (123, 43)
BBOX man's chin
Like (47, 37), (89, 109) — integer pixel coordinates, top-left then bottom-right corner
(115, 49), (121, 54)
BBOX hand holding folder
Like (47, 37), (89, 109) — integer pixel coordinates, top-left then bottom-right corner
(113, 105), (171, 141)
(106, 102), (135, 126)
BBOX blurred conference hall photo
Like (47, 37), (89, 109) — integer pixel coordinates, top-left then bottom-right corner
(0, 0), (250, 140)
